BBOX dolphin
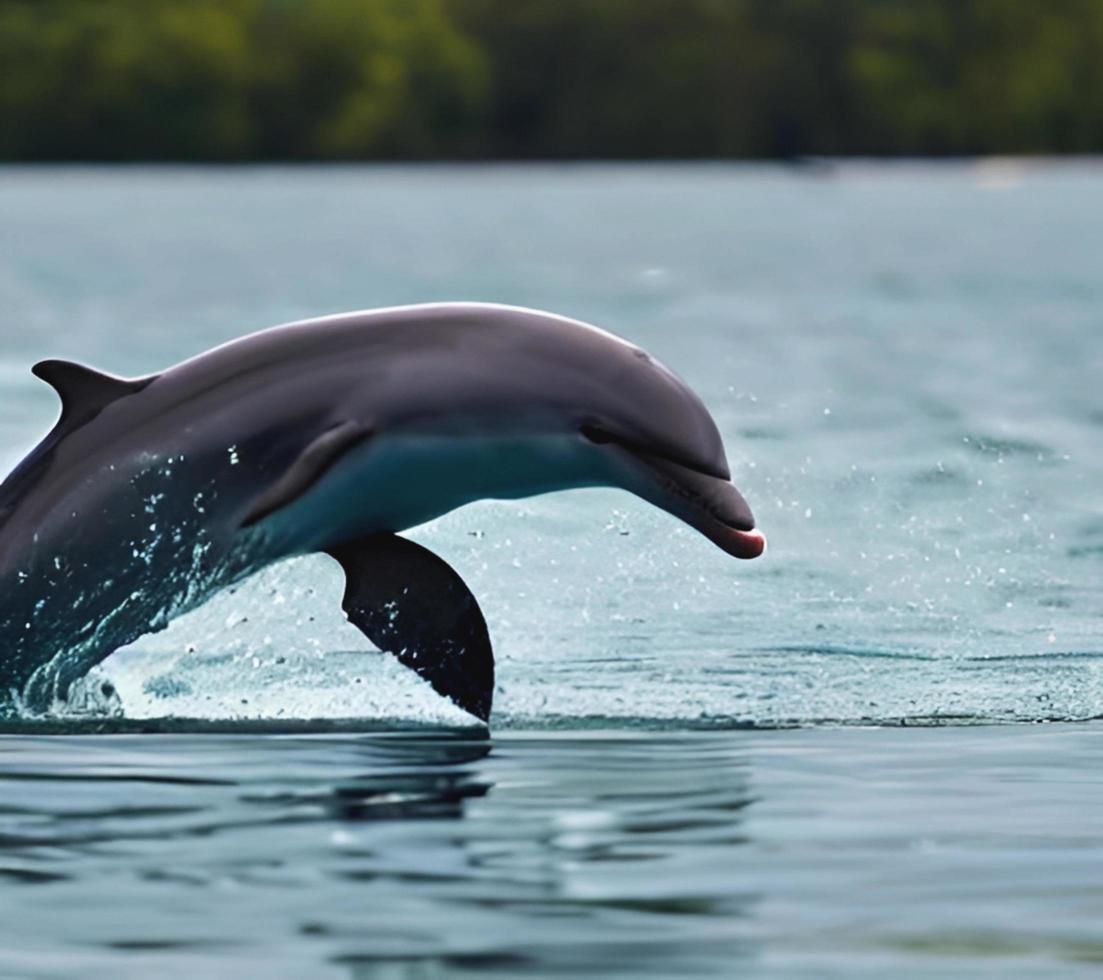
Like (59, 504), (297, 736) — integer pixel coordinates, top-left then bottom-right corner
(0, 303), (764, 721)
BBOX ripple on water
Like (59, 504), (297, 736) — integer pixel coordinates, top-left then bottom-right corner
(3, 726), (1103, 975)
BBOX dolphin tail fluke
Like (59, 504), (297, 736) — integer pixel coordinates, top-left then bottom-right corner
(324, 534), (494, 723)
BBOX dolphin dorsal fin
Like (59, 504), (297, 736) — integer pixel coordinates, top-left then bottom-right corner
(32, 359), (154, 425)
(0, 361), (154, 527)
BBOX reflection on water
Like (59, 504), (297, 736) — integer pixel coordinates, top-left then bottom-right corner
(0, 731), (758, 978)
(257, 733), (493, 824)
(2, 726), (1101, 977)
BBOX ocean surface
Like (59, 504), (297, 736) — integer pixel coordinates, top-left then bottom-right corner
(0, 163), (1100, 976)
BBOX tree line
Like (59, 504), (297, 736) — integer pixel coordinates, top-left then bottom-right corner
(2, 0), (1101, 160)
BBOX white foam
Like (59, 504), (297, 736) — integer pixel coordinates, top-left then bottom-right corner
(94, 554), (474, 726)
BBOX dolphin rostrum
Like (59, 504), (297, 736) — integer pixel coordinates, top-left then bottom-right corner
(0, 303), (764, 721)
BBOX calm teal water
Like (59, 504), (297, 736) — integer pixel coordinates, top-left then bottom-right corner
(0, 163), (1100, 975)
(1, 726), (1101, 979)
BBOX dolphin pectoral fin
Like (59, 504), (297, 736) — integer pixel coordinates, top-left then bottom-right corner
(241, 420), (373, 527)
(325, 534), (494, 723)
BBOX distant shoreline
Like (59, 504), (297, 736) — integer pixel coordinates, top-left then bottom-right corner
(3, 155), (1103, 169)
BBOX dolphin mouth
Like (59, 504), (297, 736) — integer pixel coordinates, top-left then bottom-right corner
(614, 445), (766, 560)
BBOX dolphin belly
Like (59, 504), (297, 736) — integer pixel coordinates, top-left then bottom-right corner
(255, 432), (607, 555)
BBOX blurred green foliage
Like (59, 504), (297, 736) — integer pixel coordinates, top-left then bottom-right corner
(2, 0), (1102, 159)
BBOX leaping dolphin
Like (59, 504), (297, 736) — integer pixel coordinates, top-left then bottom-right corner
(0, 303), (764, 721)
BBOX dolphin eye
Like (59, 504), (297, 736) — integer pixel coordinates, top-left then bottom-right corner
(580, 424), (615, 445)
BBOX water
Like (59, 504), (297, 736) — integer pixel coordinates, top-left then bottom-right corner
(0, 163), (1100, 974)
(2, 727), (1102, 978)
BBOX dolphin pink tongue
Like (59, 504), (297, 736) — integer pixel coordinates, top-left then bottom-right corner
(724, 526), (766, 560)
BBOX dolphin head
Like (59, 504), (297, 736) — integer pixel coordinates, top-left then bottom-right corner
(351, 305), (765, 560)
(560, 328), (766, 561)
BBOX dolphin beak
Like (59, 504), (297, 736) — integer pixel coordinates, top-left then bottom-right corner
(618, 450), (767, 560)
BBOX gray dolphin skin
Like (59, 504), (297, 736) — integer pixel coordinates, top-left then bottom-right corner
(0, 303), (764, 722)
